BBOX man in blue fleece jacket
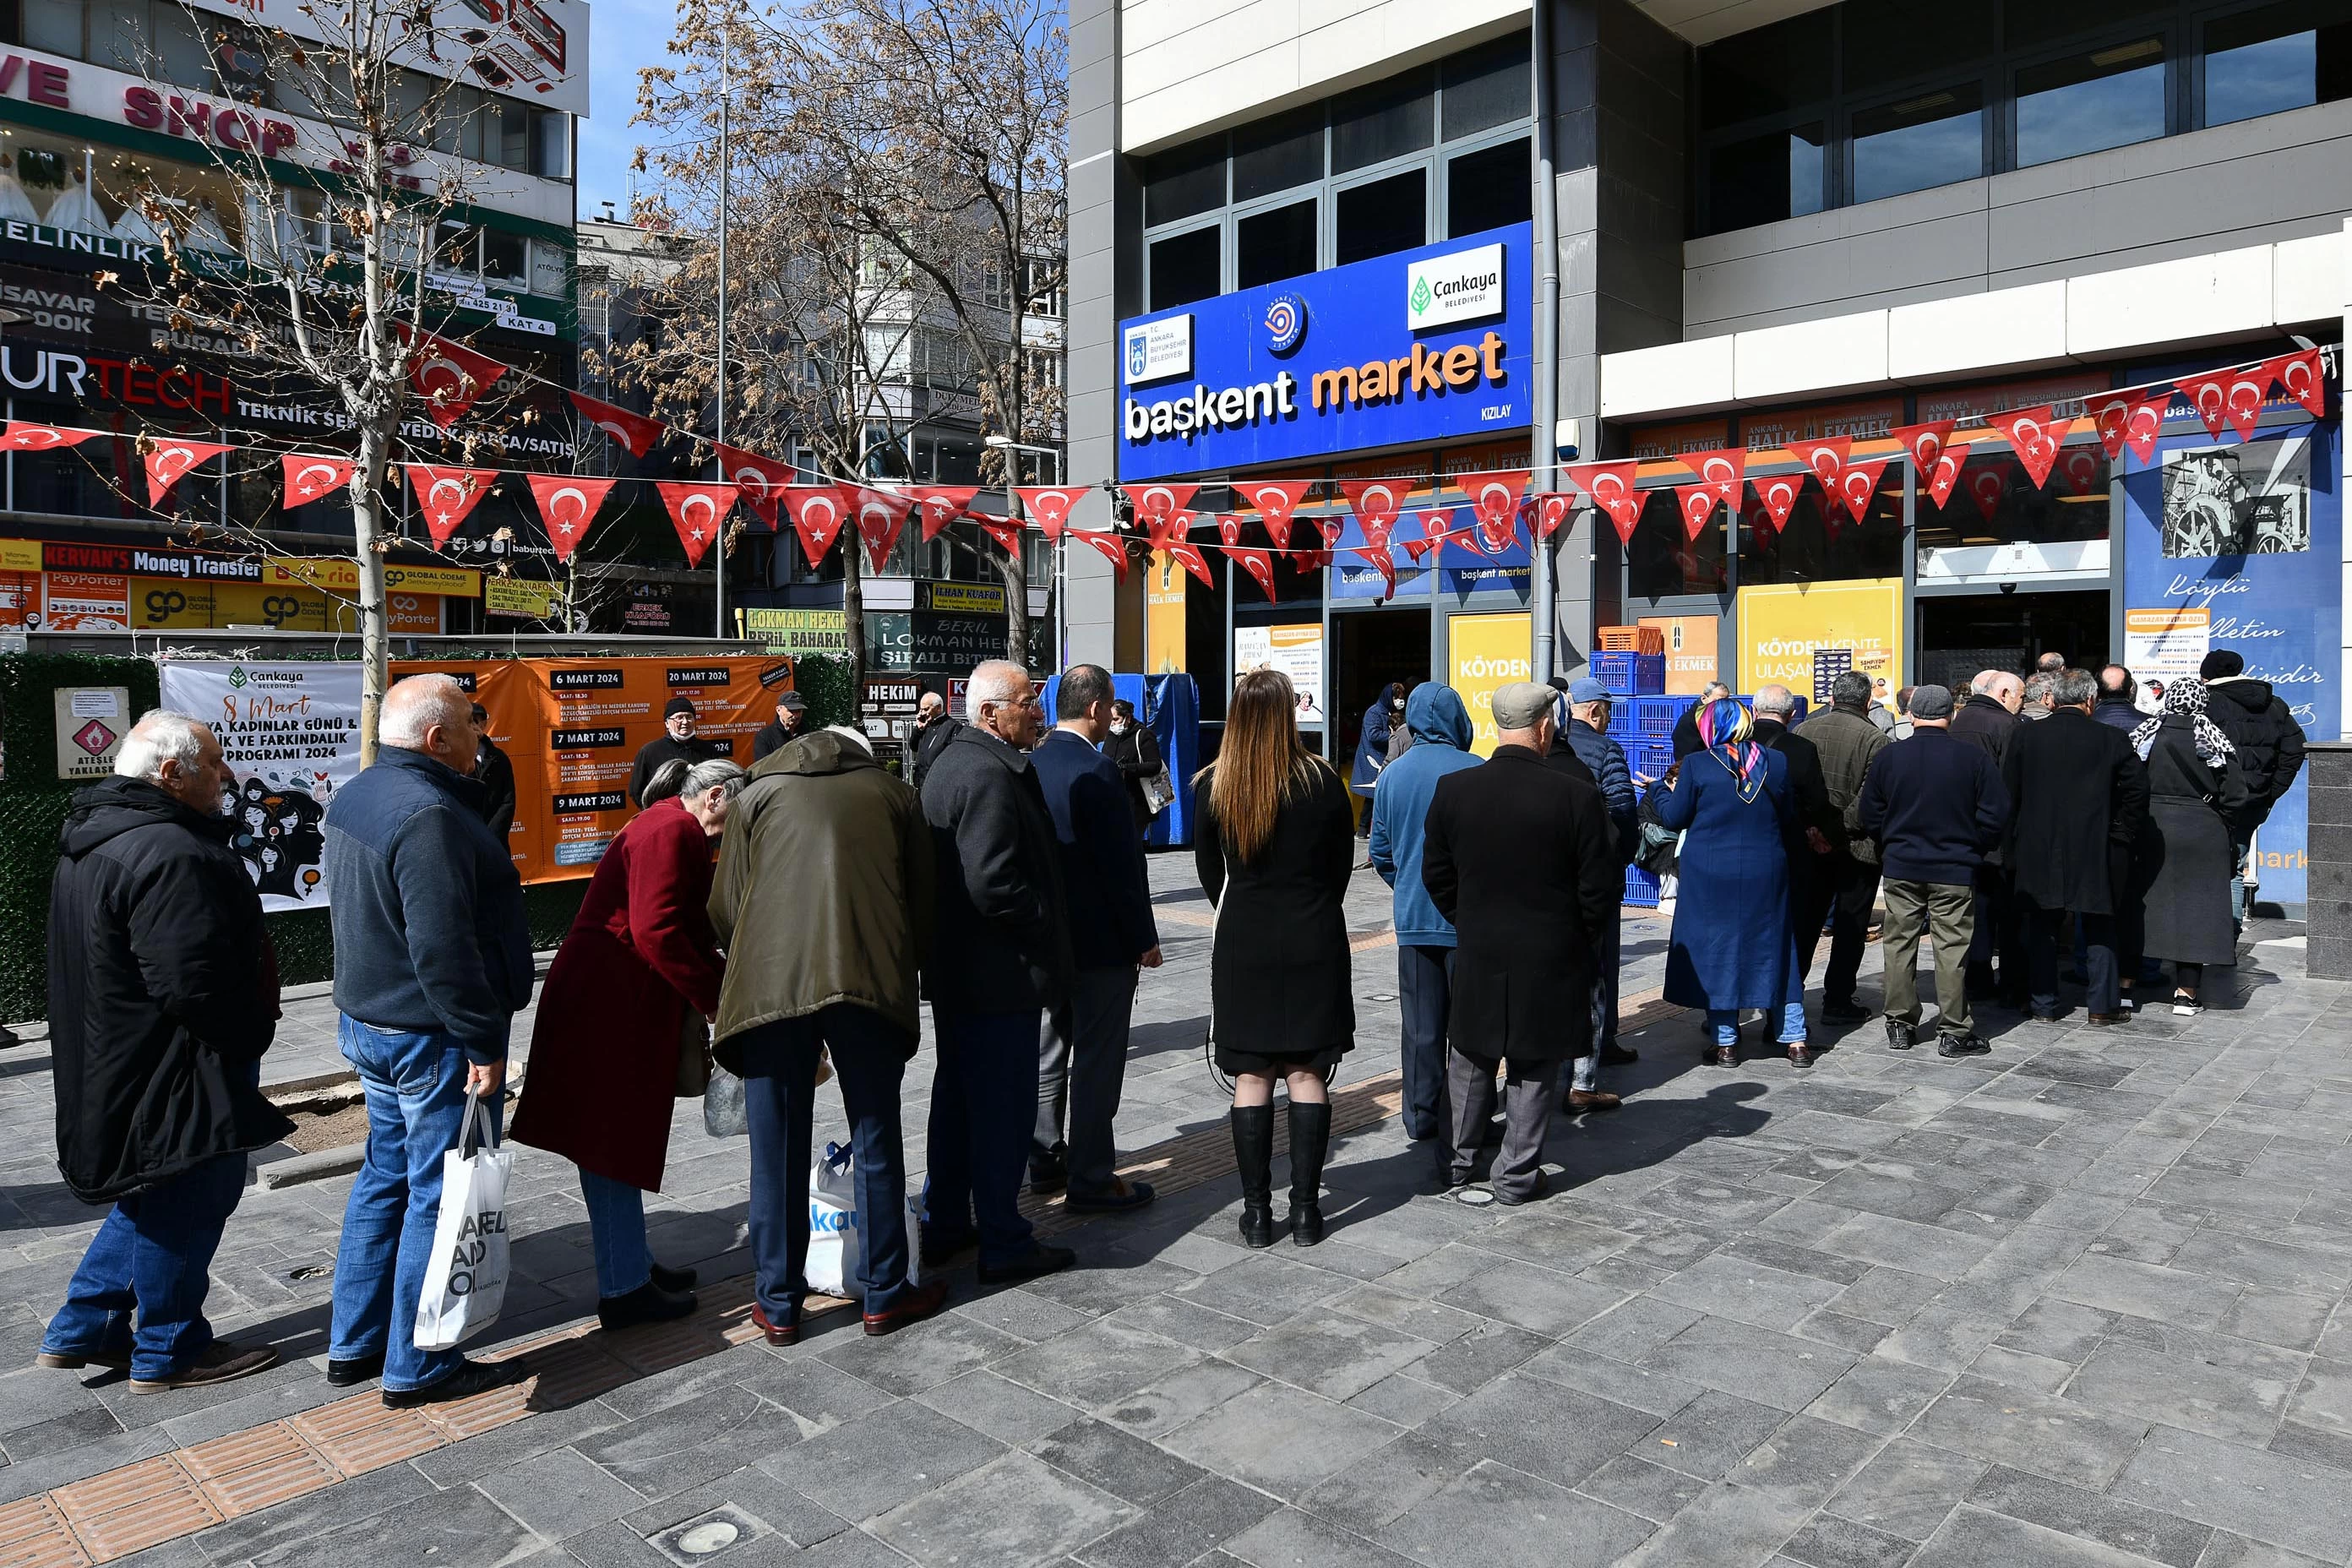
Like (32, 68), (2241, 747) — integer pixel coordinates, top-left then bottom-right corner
(1369, 684), (1482, 1145)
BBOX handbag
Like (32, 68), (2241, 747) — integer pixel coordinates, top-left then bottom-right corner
(1141, 765), (1176, 816)
(412, 1092), (512, 1351)
(674, 1008), (712, 1097)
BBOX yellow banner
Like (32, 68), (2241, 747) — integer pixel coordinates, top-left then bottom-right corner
(1145, 552), (1186, 673)
(485, 577), (565, 619)
(1736, 580), (1903, 701)
(265, 558), (482, 596)
(924, 582), (1007, 614)
(1446, 610), (1531, 757)
(0, 539), (40, 572)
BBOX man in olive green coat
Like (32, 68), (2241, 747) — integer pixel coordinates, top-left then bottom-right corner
(708, 726), (940, 1342)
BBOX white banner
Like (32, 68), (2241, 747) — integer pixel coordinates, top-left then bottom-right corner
(160, 661), (363, 910)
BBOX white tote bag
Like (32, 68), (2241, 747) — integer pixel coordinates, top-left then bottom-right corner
(413, 1092), (513, 1351)
(804, 1142), (921, 1299)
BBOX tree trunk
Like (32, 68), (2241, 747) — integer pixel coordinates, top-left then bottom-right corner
(353, 416), (393, 765)
(844, 531), (867, 705)
(996, 544), (1030, 669)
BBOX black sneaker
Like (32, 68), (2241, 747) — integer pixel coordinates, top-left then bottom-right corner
(650, 1260), (698, 1293)
(596, 1280), (698, 1332)
(325, 1350), (385, 1387)
(977, 1244), (1078, 1286)
(1936, 1032), (1992, 1059)
(1822, 1000), (1870, 1026)
(1885, 1019), (1915, 1051)
(382, 1356), (530, 1409)
(1599, 1043), (1641, 1066)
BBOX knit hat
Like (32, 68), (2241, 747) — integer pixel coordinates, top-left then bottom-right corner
(2200, 650), (2245, 679)
(663, 695), (698, 720)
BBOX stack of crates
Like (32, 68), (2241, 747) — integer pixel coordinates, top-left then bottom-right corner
(1612, 694), (1692, 784)
(1624, 863), (1663, 907)
(1590, 651), (1667, 696)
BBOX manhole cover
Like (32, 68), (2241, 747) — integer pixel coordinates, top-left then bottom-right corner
(653, 1505), (762, 1565)
(1451, 1187), (1495, 1206)
(288, 1264), (333, 1282)
(1364, 993), (1397, 1002)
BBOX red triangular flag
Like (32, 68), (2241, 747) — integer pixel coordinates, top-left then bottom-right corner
(2174, 373), (2234, 441)
(569, 391), (663, 458)
(1754, 471), (1801, 531)
(1834, 458), (1891, 524)
(1968, 458), (2010, 523)
(1462, 469), (1530, 554)
(1892, 420), (1956, 476)
(1298, 545), (1334, 572)
(281, 454), (357, 509)
(1784, 438), (1849, 494)
(1565, 460), (1642, 546)
(2266, 349), (2327, 419)
(1215, 514), (1245, 550)
(1073, 529), (1129, 581)
(2055, 444), (2104, 498)
(906, 485), (981, 543)
(1165, 541), (1214, 587)
(656, 482), (738, 568)
(1015, 486), (1084, 542)
(1742, 494), (1778, 549)
(1227, 546), (1276, 600)
(1989, 407), (2072, 487)
(407, 465), (498, 545)
(1339, 478), (1413, 553)
(1145, 507), (1184, 553)
(526, 475), (617, 563)
(1533, 492), (1573, 542)
(1239, 479), (1312, 551)
(1314, 511), (1344, 549)
(715, 444), (799, 527)
(975, 508), (1024, 555)
(849, 485), (914, 572)
(780, 485), (847, 567)
(1674, 483), (1719, 541)
(2089, 392), (2142, 460)
(1, 421), (95, 450)
(144, 440), (231, 506)
(1121, 482), (1198, 535)
(1352, 545), (1396, 599)
(1927, 441), (1969, 508)
(400, 324), (507, 429)
(1684, 448), (1746, 508)
(2219, 362), (2275, 442)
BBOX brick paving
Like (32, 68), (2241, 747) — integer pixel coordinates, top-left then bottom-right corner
(0, 857), (2343, 1567)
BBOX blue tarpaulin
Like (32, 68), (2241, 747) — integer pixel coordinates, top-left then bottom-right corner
(1037, 672), (1201, 848)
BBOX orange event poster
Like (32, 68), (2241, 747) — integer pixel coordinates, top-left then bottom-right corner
(391, 655), (794, 882)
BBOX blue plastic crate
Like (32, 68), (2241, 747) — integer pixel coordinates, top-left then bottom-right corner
(1590, 651), (1665, 697)
(1625, 694), (1696, 737)
(1624, 863), (1661, 907)
(1624, 739), (1675, 786)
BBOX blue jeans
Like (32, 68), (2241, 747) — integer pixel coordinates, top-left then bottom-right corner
(926, 1007), (1040, 1268)
(1708, 1004), (1806, 1048)
(2230, 832), (2254, 930)
(329, 1015), (503, 1393)
(42, 1141), (249, 1381)
(579, 1170), (651, 1298)
(737, 1006), (914, 1320)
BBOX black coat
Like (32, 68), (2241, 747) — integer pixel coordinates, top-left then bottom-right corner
(1105, 722), (1164, 834)
(475, 737), (517, 842)
(1195, 760), (1355, 1063)
(752, 717), (805, 761)
(1947, 695), (2018, 863)
(1753, 717), (1837, 862)
(1672, 703), (1706, 760)
(2002, 708), (2148, 916)
(2139, 720), (2251, 966)
(49, 778), (292, 1202)
(920, 725), (1073, 1012)
(1421, 746), (1617, 1063)
(1031, 730), (1157, 970)
(910, 715), (963, 791)
(2202, 677), (2306, 831)
(629, 733), (728, 808)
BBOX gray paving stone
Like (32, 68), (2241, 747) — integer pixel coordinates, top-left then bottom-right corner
(1101, 1293), (1263, 1352)
(1292, 1429), (1468, 1535)
(1562, 1294), (1707, 1362)
(1910, 1505), (2178, 1568)
(2192, 1528), (2337, 1568)
(1652, 1252), (1847, 1330)
(1342, 1374), (1461, 1428)
(1222, 1505), (1423, 1568)
(1172, 1255), (1349, 1327)
(2061, 1326), (2302, 1444)
(1401, 1320), (1548, 1396)
(1909, 1374), (2153, 1489)
(2118, 1424), (2352, 1562)
(1070, 1476), (1279, 1568)
(1375, 1457), (1654, 1568)
(814, 1310), (1027, 1397)
(1326, 1285), (1482, 1346)
(1222, 1315), (1435, 1402)
(1518, 1342), (1706, 1418)
(994, 1319), (1206, 1409)
(571, 1384), (808, 1501)
(757, 1399), (1005, 1523)
(1571, 1453), (1710, 1525)
(1032, 1418), (1209, 1506)
(871, 1451), (1131, 1568)
(917, 1369), (1083, 1444)
(247, 1482), (541, 1567)
(1159, 1380), (1402, 1498)
(1637, 1388), (1789, 1479)
(2047, 1253), (2244, 1330)
(1435, 1258), (1625, 1337)
(1821, 1438), (1988, 1543)
(1777, 1513), (1919, 1568)
(1806, 1356), (1955, 1437)
(615, 1463), (852, 1549)
(1612, 1473), (1816, 1568)
(1099, 1359), (1264, 1440)
(1418, 1372), (1663, 1491)
(740, 1353), (900, 1435)
(1637, 1312), (1860, 1413)
(1965, 1462), (2212, 1567)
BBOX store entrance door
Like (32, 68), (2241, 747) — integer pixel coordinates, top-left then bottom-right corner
(1916, 591), (2110, 690)
(1331, 607), (1430, 769)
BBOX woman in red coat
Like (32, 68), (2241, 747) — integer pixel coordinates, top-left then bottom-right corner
(513, 756), (741, 1329)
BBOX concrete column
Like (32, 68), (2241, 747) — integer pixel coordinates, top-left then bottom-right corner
(1063, 0), (1131, 669)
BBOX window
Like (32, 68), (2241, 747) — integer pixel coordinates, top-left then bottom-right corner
(1335, 168), (1424, 265)
(1233, 104), (1324, 201)
(1441, 32), (1531, 138)
(527, 237), (568, 296)
(1147, 224), (1220, 309)
(1331, 70), (1434, 174)
(20, 0), (80, 57)
(1701, 8), (1834, 128)
(481, 226), (527, 286)
(1738, 490), (1903, 585)
(2015, 36), (2168, 166)
(2205, 0), (2352, 125)
(1844, 0), (1993, 93)
(1626, 490), (1729, 599)
(1021, 257), (1065, 317)
(1237, 198), (1316, 288)
(1446, 137), (1531, 236)
(1851, 84), (1985, 201)
(534, 107), (571, 177)
(1916, 443), (2112, 554)
(1707, 125), (1827, 229)
(1142, 137), (1225, 226)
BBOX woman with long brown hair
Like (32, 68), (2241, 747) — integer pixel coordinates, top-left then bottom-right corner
(1195, 668), (1357, 1247)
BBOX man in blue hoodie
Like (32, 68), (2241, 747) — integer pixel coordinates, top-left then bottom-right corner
(1369, 684), (1481, 1145)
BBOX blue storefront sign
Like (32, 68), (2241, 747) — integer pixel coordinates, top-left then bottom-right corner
(2119, 389), (2340, 908)
(1116, 222), (1533, 482)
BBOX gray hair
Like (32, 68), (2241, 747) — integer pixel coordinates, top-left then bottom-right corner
(2036, 651), (2067, 674)
(2023, 672), (2056, 707)
(1752, 683), (1797, 716)
(381, 674), (471, 749)
(968, 660), (1032, 711)
(2050, 667), (2097, 708)
(115, 710), (211, 783)
(643, 755), (744, 806)
(1970, 670), (2001, 694)
(1699, 680), (1730, 702)
(1830, 670), (1874, 711)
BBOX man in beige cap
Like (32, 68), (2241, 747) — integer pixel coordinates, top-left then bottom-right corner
(1419, 682), (1618, 1202)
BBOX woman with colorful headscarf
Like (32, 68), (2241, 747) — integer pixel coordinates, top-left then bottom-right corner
(2131, 680), (2249, 1015)
(1649, 697), (1810, 1066)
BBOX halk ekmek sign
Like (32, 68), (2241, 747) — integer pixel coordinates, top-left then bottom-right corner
(1117, 222), (1530, 481)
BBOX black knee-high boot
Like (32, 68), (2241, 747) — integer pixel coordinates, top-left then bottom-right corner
(1231, 1105), (1274, 1249)
(1288, 1101), (1331, 1246)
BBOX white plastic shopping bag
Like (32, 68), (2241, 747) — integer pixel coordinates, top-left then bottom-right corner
(804, 1142), (922, 1299)
(413, 1092), (512, 1351)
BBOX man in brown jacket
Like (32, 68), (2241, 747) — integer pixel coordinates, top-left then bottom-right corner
(709, 725), (942, 1343)
(1794, 670), (1889, 1023)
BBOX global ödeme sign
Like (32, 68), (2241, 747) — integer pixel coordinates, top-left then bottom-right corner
(1117, 223), (1529, 482)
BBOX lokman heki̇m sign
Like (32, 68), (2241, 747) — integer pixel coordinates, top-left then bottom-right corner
(1117, 223), (1530, 482)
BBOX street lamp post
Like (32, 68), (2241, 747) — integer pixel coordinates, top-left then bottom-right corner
(985, 433), (1061, 668)
(713, 34), (731, 639)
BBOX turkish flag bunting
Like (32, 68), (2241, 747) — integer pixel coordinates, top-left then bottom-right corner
(1145, 507), (1183, 553)
(780, 485), (848, 568)
(1, 421), (95, 450)
(910, 485), (983, 542)
(1674, 482), (1720, 542)
(1989, 407), (2072, 488)
(2057, 444), (2105, 498)
(1565, 460), (1642, 546)
(1462, 470), (1530, 553)
(974, 512), (1024, 555)
(400, 325), (508, 429)
(1682, 448), (1746, 508)
(1352, 546), (1396, 598)
(1293, 545), (1333, 573)
(1834, 459), (1891, 525)
(1215, 514), (1245, 550)
(1926, 441), (1970, 509)
(1742, 496), (1778, 549)
(715, 444), (799, 527)
(848, 485), (914, 573)
(2174, 373), (2236, 442)
(1339, 478), (1413, 553)
(2265, 348), (2328, 419)
(1968, 458), (2010, 523)
(1226, 547), (1277, 600)
(1892, 420), (1957, 476)
(1753, 472), (1802, 531)
(1015, 486), (1085, 542)
(406, 465), (498, 545)
(1165, 541), (1214, 587)
(1240, 479), (1312, 551)
(526, 475), (618, 563)
(657, 482), (738, 568)
(2216, 362), (2276, 442)
(1072, 529), (1129, 581)
(1784, 438), (1849, 493)
(281, 454), (358, 509)
(1121, 482), (1198, 534)
(2090, 392), (2148, 461)
(1409, 507), (1453, 564)
(569, 392), (663, 458)
(143, 441), (231, 506)
(1527, 493), (1571, 542)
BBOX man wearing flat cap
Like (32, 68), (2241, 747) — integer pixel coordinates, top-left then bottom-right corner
(629, 696), (730, 808)
(1418, 682), (1618, 1203)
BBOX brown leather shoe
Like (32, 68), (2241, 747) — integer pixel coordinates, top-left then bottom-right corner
(750, 1301), (799, 1347)
(1565, 1089), (1621, 1113)
(1787, 1043), (1816, 1069)
(129, 1339), (277, 1394)
(2088, 1011), (2130, 1026)
(863, 1279), (949, 1337)
(1702, 1045), (1739, 1068)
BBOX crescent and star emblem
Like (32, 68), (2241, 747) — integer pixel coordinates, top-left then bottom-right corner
(295, 463), (340, 498)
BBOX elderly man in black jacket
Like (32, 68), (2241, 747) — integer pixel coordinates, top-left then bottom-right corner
(920, 660), (1076, 1284)
(1421, 683), (1618, 1204)
(2003, 667), (2149, 1025)
(38, 712), (289, 1392)
(1952, 671), (2025, 1004)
